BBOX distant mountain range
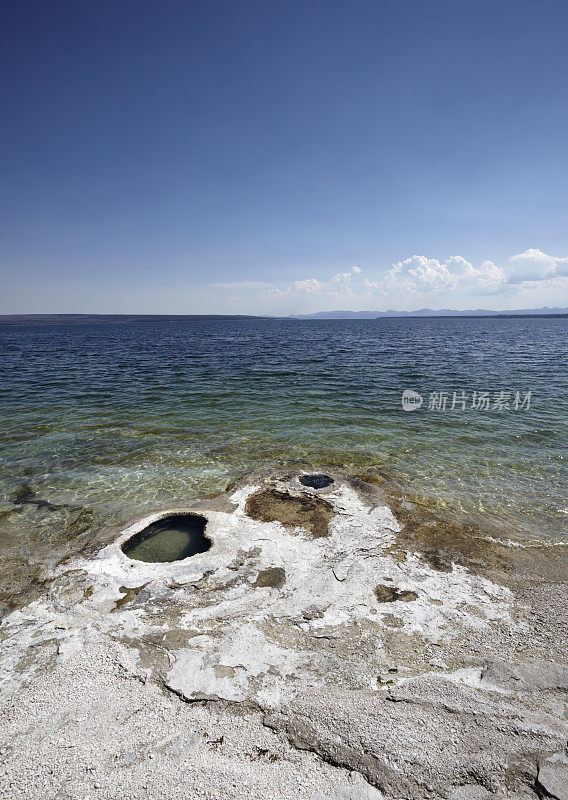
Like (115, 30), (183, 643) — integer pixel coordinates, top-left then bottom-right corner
(286, 307), (568, 319)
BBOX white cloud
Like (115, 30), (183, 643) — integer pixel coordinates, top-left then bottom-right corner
(384, 256), (458, 293)
(508, 249), (568, 283)
(381, 254), (507, 295)
(211, 250), (568, 313)
(292, 278), (324, 293)
(474, 260), (507, 286)
(332, 271), (352, 285)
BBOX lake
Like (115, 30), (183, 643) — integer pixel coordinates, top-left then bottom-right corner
(1, 316), (567, 608)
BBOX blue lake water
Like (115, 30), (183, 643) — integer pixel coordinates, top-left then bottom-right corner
(0, 316), (567, 598)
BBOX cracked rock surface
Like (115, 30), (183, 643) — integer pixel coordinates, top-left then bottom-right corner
(0, 468), (567, 800)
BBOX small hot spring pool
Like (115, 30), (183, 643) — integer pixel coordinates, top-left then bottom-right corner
(121, 513), (211, 563)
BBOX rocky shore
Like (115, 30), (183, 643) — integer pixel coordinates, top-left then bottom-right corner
(1, 468), (567, 800)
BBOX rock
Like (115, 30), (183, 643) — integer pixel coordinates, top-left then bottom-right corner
(481, 659), (568, 692)
(314, 770), (385, 799)
(67, 508), (95, 536)
(302, 605), (324, 620)
(448, 787), (493, 799)
(537, 752), (568, 800)
(9, 483), (35, 503)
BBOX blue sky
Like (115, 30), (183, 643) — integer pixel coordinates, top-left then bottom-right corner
(1, 0), (567, 314)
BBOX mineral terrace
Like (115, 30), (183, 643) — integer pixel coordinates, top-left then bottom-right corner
(0, 468), (567, 800)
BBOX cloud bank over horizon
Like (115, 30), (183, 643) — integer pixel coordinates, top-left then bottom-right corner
(212, 250), (568, 314)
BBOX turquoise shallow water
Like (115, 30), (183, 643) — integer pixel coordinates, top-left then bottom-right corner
(121, 514), (211, 563)
(0, 316), (567, 602)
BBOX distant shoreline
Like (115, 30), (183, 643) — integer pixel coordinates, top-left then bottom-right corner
(0, 312), (567, 326)
(0, 314), (263, 326)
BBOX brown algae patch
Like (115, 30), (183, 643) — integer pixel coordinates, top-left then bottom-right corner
(380, 613), (404, 628)
(374, 584), (418, 603)
(351, 469), (568, 583)
(390, 499), (568, 583)
(111, 584), (148, 612)
(253, 567), (286, 589)
(245, 489), (335, 538)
